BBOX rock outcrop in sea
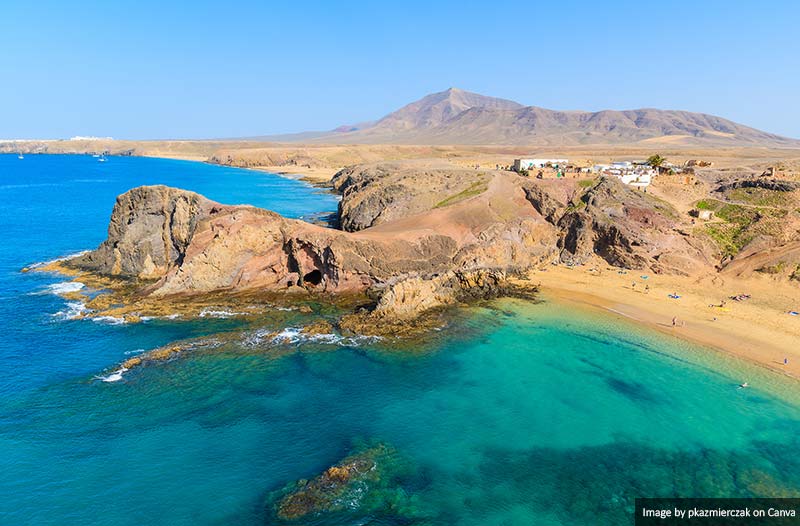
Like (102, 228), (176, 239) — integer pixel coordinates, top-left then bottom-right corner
(266, 444), (421, 524)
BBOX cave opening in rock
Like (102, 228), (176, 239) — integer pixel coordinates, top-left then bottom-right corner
(303, 269), (323, 286)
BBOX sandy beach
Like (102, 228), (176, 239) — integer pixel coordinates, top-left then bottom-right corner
(8, 141), (799, 380)
(107, 151), (800, 380)
(251, 165), (337, 184)
(529, 262), (800, 379)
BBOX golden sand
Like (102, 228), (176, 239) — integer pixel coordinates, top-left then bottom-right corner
(526, 262), (800, 379)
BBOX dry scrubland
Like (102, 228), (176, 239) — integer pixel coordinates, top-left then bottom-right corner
(6, 138), (799, 178)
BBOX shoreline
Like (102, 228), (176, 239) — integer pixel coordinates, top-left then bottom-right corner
(34, 253), (800, 385)
(12, 152), (800, 383)
(116, 150), (336, 185)
(249, 165), (336, 185)
(529, 264), (800, 380)
(129, 152), (336, 185)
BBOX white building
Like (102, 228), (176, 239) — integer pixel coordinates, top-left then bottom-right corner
(594, 163), (656, 188)
(513, 158), (568, 171)
(618, 169), (655, 188)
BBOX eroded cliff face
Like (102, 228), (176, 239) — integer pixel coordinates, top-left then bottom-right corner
(72, 186), (207, 279)
(332, 161), (492, 232)
(65, 165), (717, 329)
(69, 185), (469, 298)
(548, 179), (713, 274)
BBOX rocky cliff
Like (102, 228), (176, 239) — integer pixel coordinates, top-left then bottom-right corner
(65, 163), (717, 330)
(73, 186), (206, 279)
(70, 185), (467, 297)
(331, 160), (491, 232)
(554, 179), (713, 274)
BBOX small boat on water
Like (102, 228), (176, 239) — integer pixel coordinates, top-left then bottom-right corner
(18, 154), (24, 159)
(92, 154), (100, 158)
(98, 156), (107, 162)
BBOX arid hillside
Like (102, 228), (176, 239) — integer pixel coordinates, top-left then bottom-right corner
(234, 88), (799, 147)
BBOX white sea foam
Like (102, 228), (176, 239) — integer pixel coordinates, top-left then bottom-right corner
(92, 316), (127, 325)
(199, 308), (246, 319)
(243, 326), (380, 348)
(45, 281), (85, 295)
(271, 327), (342, 345)
(123, 348), (147, 355)
(27, 250), (90, 270)
(95, 367), (128, 383)
(140, 313), (183, 322)
(52, 301), (87, 320)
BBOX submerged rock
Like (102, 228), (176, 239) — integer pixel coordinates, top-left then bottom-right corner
(299, 320), (335, 336)
(268, 444), (422, 523)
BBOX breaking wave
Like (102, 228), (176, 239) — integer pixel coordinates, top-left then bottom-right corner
(243, 326), (380, 348)
(45, 281), (85, 295)
(52, 301), (87, 320)
(95, 367), (128, 383)
(139, 314), (183, 321)
(199, 308), (247, 319)
(92, 316), (127, 325)
(26, 250), (90, 270)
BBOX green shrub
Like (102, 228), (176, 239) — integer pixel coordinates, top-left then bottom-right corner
(756, 261), (786, 274)
(434, 180), (488, 208)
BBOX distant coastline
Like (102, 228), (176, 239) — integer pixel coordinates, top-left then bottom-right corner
(24, 149), (798, 383)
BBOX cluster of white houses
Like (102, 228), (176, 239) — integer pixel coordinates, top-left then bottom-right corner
(591, 161), (656, 189)
(513, 158), (656, 189)
(513, 158), (569, 171)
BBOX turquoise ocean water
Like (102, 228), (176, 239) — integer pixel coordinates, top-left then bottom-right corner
(1, 154), (799, 525)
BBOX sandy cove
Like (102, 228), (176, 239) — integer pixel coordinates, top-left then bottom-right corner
(130, 151), (800, 378)
(527, 262), (800, 378)
(251, 165), (338, 184)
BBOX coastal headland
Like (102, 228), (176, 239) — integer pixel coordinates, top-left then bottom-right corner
(10, 90), (800, 376)
(24, 143), (800, 378)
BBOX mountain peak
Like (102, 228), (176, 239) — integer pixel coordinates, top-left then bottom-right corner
(313, 89), (799, 147)
(372, 88), (524, 131)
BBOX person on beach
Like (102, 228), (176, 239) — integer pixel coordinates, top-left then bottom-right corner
(645, 284), (650, 294)
(785, 357), (789, 366)
(672, 316), (677, 327)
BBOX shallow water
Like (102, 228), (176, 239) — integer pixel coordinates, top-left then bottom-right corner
(0, 154), (338, 395)
(2, 155), (800, 525)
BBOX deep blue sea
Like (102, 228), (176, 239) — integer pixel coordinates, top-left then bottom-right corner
(2, 154), (800, 526)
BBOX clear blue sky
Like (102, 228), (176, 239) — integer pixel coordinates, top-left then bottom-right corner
(2, 0), (798, 139)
